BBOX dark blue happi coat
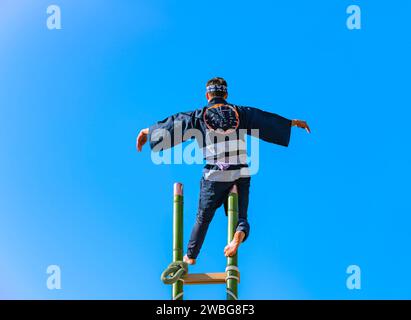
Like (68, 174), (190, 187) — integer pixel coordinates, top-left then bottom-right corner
(148, 97), (292, 259)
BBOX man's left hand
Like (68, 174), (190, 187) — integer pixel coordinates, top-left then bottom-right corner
(292, 120), (311, 133)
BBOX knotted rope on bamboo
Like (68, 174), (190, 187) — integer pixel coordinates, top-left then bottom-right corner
(161, 261), (188, 284)
(225, 265), (239, 300)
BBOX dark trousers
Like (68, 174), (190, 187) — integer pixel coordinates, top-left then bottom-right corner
(186, 177), (251, 259)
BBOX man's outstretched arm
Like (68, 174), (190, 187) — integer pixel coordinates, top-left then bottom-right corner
(239, 106), (310, 146)
(136, 109), (202, 153)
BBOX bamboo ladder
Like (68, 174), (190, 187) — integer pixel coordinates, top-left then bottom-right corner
(171, 182), (239, 300)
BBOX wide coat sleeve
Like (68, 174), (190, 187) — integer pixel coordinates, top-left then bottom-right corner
(238, 106), (292, 147)
(148, 110), (202, 151)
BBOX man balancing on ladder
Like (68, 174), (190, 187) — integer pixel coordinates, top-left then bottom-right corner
(136, 77), (310, 265)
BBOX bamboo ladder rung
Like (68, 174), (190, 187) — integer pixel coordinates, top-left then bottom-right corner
(182, 272), (240, 285)
(170, 182), (239, 299)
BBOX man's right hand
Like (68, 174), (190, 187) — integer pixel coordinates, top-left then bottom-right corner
(136, 128), (149, 152)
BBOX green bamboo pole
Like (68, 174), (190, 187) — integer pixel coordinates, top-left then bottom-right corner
(172, 182), (184, 300)
(226, 185), (239, 300)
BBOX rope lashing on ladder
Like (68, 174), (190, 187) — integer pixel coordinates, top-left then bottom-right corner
(173, 291), (184, 300)
(226, 289), (238, 300)
(160, 261), (188, 285)
(225, 265), (239, 300)
(225, 265), (240, 281)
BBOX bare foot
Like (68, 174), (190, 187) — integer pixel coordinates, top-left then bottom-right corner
(183, 254), (196, 265)
(224, 242), (240, 257)
(224, 231), (245, 257)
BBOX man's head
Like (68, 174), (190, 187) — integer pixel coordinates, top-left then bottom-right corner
(206, 77), (228, 101)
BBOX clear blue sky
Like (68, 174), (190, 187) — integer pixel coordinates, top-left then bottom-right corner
(0, 0), (410, 299)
